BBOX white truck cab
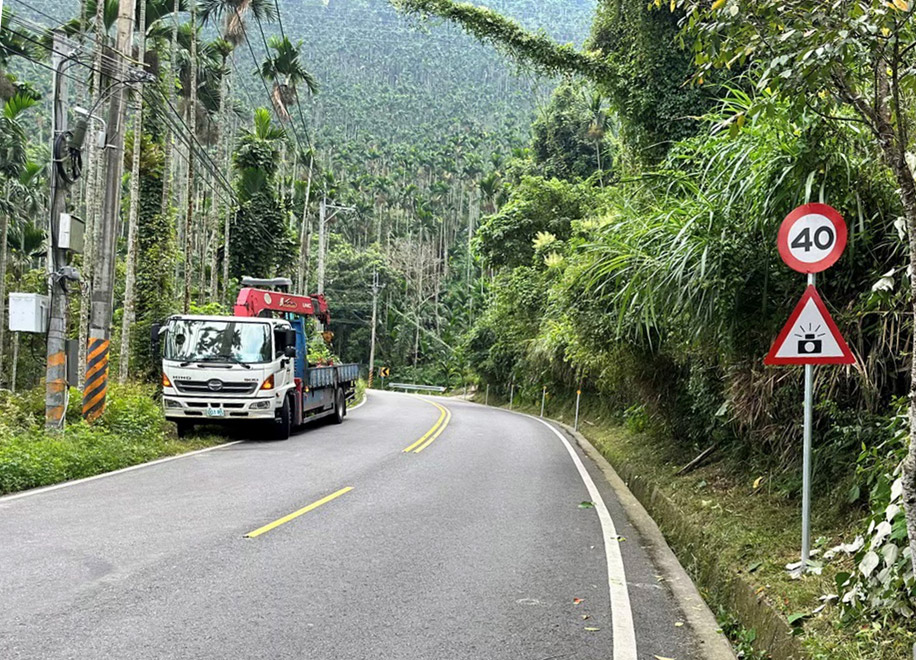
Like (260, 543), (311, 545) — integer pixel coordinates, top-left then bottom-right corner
(161, 315), (297, 437)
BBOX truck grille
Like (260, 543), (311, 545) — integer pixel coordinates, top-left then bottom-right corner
(173, 380), (258, 395)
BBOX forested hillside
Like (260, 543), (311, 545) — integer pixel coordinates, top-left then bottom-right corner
(3, 0), (916, 656)
(10, 0), (595, 384)
(397, 0), (916, 657)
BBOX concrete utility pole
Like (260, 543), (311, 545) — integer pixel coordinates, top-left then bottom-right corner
(317, 195), (327, 295)
(83, 0), (134, 422)
(45, 33), (74, 431)
(316, 195), (355, 295)
(296, 153), (314, 294)
(367, 270), (384, 389)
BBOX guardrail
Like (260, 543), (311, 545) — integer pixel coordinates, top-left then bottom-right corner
(388, 383), (447, 393)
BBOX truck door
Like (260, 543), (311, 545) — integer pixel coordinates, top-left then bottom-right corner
(273, 325), (295, 391)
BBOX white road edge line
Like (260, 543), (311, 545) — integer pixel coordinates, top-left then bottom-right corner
(0, 440), (244, 504)
(533, 415), (638, 660)
(349, 391), (369, 411)
(4, 391), (371, 505)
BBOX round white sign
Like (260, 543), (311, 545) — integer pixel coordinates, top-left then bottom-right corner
(777, 203), (848, 274)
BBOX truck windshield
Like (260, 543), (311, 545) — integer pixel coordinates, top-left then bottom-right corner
(165, 320), (272, 364)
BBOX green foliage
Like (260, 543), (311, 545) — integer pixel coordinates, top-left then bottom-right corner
(589, 0), (711, 160)
(0, 384), (217, 495)
(530, 83), (603, 180)
(474, 175), (599, 268)
(132, 117), (176, 381)
(229, 109), (292, 280)
(838, 403), (915, 620)
(394, 0), (612, 80)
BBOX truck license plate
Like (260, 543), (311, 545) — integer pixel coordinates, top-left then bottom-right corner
(207, 408), (226, 418)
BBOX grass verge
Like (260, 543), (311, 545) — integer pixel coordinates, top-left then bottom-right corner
(0, 384), (223, 496)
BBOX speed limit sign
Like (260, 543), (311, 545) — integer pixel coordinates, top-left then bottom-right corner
(777, 203), (847, 273)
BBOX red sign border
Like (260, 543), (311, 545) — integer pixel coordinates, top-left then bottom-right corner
(777, 203), (848, 274)
(764, 285), (855, 366)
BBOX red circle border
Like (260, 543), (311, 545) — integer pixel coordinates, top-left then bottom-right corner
(777, 203), (848, 274)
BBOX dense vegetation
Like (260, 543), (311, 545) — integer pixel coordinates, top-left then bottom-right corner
(407, 0), (916, 655)
(2, 0), (916, 655)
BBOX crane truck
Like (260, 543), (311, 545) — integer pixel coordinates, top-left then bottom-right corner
(156, 278), (359, 439)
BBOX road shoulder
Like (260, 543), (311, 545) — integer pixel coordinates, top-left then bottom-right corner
(458, 396), (736, 660)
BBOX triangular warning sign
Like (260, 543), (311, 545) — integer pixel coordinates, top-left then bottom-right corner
(765, 286), (855, 365)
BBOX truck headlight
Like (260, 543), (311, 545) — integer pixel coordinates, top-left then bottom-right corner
(164, 398), (182, 409)
(251, 400), (272, 410)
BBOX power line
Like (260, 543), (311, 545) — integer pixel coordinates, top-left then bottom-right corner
(267, 0), (314, 154)
(249, 10), (311, 161)
(7, 1), (148, 72)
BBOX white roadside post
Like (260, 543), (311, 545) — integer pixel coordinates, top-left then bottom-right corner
(509, 382), (514, 410)
(485, 384), (489, 406)
(765, 203), (854, 576)
(540, 386), (546, 418)
(574, 389), (582, 431)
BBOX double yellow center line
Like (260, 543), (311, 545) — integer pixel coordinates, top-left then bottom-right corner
(402, 399), (452, 453)
(245, 398), (452, 539)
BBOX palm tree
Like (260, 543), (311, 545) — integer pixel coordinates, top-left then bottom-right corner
(198, 0), (276, 47)
(0, 93), (37, 385)
(260, 36), (317, 122)
(586, 91), (611, 187)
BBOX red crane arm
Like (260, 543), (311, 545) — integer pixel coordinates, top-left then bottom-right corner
(233, 288), (331, 325)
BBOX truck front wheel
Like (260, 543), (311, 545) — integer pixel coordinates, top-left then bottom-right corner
(175, 420), (195, 438)
(273, 396), (292, 440)
(332, 388), (345, 424)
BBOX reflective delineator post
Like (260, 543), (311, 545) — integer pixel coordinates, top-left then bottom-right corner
(485, 384), (489, 406)
(540, 386), (546, 418)
(574, 389), (581, 431)
(509, 383), (514, 409)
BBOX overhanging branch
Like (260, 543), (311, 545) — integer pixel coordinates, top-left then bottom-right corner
(391, 0), (613, 83)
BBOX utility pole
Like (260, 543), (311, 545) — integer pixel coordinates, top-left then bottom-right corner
(297, 153), (313, 294)
(45, 33), (73, 431)
(316, 195), (355, 295)
(367, 270), (385, 389)
(83, 0), (134, 422)
(317, 195), (327, 294)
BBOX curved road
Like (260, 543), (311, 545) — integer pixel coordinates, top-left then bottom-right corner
(0, 390), (726, 659)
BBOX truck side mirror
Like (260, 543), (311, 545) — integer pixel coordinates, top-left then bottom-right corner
(151, 323), (162, 356)
(283, 328), (296, 349)
(284, 345), (297, 358)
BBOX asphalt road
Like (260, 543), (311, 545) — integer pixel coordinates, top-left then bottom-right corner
(0, 390), (722, 659)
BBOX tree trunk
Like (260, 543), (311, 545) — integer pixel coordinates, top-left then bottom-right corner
(118, 3), (147, 384)
(0, 200), (10, 386)
(182, 2), (198, 313)
(161, 0), (180, 218)
(221, 102), (236, 302)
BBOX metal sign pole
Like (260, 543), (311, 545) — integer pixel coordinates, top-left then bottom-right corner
(800, 271), (816, 575)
